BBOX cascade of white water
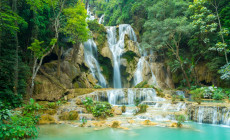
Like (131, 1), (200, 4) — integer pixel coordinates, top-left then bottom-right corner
(107, 89), (125, 105)
(84, 39), (107, 87)
(107, 24), (137, 88)
(212, 107), (219, 124)
(222, 108), (230, 126)
(198, 106), (204, 123)
(176, 91), (185, 98)
(134, 56), (157, 86)
(86, 5), (95, 21)
(99, 14), (104, 24)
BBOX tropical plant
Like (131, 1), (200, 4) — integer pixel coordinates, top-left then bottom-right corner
(175, 115), (186, 127)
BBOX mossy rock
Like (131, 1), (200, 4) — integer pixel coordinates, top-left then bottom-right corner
(44, 109), (57, 115)
(39, 115), (56, 124)
(59, 111), (79, 120)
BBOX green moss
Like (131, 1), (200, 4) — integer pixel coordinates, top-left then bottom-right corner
(87, 20), (107, 52)
(74, 82), (79, 88)
(121, 51), (137, 63)
(98, 54), (113, 82)
(134, 81), (148, 88)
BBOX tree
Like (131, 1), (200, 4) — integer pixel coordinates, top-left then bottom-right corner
(142, 0), (192, 88)
(27, 0), (66, 95)
(62, 0), (90, 63)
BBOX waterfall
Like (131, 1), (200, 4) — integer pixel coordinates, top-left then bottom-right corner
(107, 24), (137, 88)
(134, 56), (157, 86)
(198, 106), (204, 123)
(99, 14), (104, 24)
(176, 91), (185, 98)
(212, 107), (219, 124)
(86, 5), (95, 21)
(84, 39), (107, 87)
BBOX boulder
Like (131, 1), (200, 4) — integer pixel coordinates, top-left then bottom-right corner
(39, 115), (56, 124)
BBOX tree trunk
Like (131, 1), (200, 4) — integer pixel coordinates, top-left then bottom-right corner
(175, 45), (191, 88)
(213, 3), (228, 64)
(12, 0), (18, 95)
(57, 45), (61, 78)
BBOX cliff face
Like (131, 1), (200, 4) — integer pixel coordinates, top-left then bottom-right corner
(33, 24), (176, 101)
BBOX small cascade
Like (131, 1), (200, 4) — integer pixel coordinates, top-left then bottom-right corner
(212, 107), (219, 124)
(84, 39), (107, 87)
(134, 56), (157, 86)
(176, 91), (185, 98)
(198, 106), (204, 123)
(107, 89), (125, 105)
(98, 14), (104, 24)
(86, 5), (95, 21)
(191, 106), (230, 126)
(107, 24), (137, 88)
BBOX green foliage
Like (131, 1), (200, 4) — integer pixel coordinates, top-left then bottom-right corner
(134, 98), (140, 107)
(134, 104), (148, 115)
(62, 0), (90, 44)
(0, 99), (41, 139)
(83, 97), (94, 112)
(87, 19), (107, 51)
(121, 51), (137, 63)
(190, 88), (204, 104)
(94, 84), (102, 89)
(175, 115), (186, 127)
(134, 81), (148, 88)
(179, 95), (185, 101)
(83, 97), (113, 118)
(219, 63), (230, 80)
(172, 95), (177, 103)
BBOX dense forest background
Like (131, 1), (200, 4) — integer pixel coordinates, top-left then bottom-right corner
(1, 0), (230, 109)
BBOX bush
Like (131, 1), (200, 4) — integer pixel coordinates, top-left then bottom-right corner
(0, 114), (39, 139)
(94, 84), (102, 89)
(175, 115), (186, 127)
(0, 99), (41, 139)
(134, 81), (148, 88)
(171, 95), (177, 103)
(179, 95), (185, 101)
(190, 88), (204, 104)
(134, 98), (140, 106)
(83, 97), (113, 118)
(134, 104), (148, 115)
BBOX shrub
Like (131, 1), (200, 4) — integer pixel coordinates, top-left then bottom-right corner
(134, 81), (148, 88)
(0, 99), (42, 139)
(121, 105), (126, 113)
(134, 104), (148, 115)
(94, 84), (102, 89)
(83, 97), (94, 112)
(179, 95), (185, 101)
(171, 95), (177, 103)
(83, 97), (113, 118)
(134, 98), (140, 106)
(175, 115), (186, 127)
(138, 104), (148, 113)
(190, 88), (204, 104)
(91, 102), (113, 118)
(0, 114), (39, 139)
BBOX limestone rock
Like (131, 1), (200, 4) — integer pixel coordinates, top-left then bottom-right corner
(39, 115), (56, 124)
(141, 120), (157, 126)
(75, 98), (83, 105)
(101, 44), (113, 60)
(87, 73), (98, 86)
(113, 107), (122, 115)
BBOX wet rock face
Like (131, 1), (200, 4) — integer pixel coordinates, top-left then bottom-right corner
(187, 104), (230, 125)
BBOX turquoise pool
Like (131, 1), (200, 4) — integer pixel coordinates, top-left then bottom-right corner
(37, 122), (230, 140)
